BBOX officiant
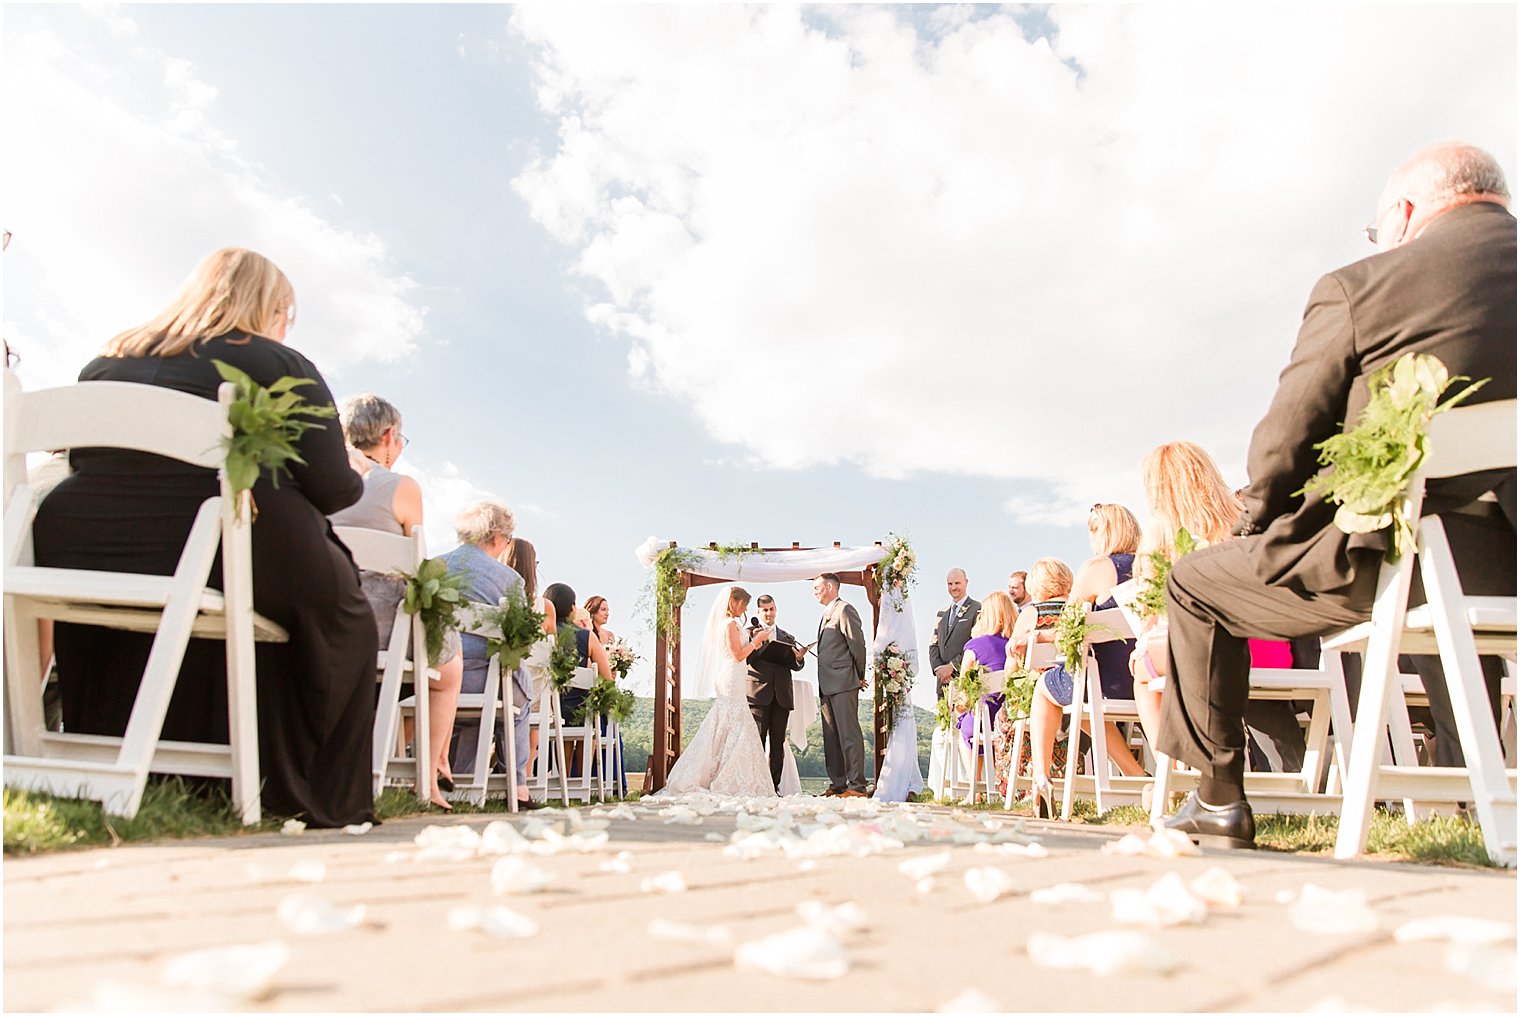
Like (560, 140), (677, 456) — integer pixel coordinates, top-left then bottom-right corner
(746, 594), (806, 792)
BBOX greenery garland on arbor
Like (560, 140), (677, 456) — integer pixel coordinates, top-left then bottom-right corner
(644, 543), (766, 640)
(1297, 352), (1488, 560)
(212, 360), (336, 521)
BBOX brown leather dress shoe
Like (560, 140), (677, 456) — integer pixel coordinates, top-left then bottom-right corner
(838, 789), (868, 798)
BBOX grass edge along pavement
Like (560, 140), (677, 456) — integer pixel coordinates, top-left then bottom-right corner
(3, 774), (1495, 868)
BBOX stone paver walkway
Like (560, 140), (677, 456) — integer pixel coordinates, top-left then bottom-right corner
(5, 797), (1516, 1012)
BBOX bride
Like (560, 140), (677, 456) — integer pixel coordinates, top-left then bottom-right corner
(659, 585), (782, 797)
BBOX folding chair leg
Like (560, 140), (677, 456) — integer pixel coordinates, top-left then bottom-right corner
(1150, 753), (1172, 826)
(1060, 658), (1088, 821)
(220, 501), (261, 825)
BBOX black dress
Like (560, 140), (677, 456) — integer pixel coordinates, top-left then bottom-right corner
(33, 331), (378, 827)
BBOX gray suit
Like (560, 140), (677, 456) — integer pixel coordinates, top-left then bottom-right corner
(816, 597), (868, 793)
(928, 597), (981, 698)
(1159, 201), (1517, 787)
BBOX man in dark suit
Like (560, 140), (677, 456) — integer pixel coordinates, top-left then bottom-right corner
(929, 568), (981, 699)
(1159, 141), (1517, 849)
(745, 593), (805, 792)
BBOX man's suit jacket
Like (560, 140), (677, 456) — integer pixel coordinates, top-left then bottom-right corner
(1241, 201), (1517, 597)
(745, 623), (803, 708)
(816, 598), (867, 697)
(928, 597), (981, 675)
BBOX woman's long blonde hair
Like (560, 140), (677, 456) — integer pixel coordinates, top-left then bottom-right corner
(971, 590), (1018, 638)
(1141, 441), (1241, 550)
(104, 248), (295, 358)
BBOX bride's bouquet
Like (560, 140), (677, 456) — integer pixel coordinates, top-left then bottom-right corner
(606, 638), (638, 681)
(873, 642), (914, 737)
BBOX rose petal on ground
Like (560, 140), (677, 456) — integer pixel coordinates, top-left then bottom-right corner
(965, 867), (1016, 904)
(916, 877), (936, 895)
(490, 856), (555, 895)
(1101, 833), (1149, 857)
(796, 900), (867, 935)
(603, 803), (637, 821)
(936, 988), (1002, 1012)
(446, 905), (539, 939)
(1031, 882), (1105, 905)
(275, 894), (365, 935)
(159, 940), (289, 999)
(1443, 943), (1519, 994)
(1394, 916), (1516, 947)
(704, 833), (727, 842)
(1304, 995), (1378, 1013)
(341, 822), (372, 836)
(1111, 872), (1207, 928)
(599, 851), (634, 874)
(898, 850), (952, 880)
(1146, 828), (1200, 857)
(1027, 930), (1175, 976)
(797, 860), (818, 872)
(1190, 867), (1243, 909)
(648, 919), (732, 946)
(479, 821), (530, 855)
(974, 841), (1048, 858)
(413, 824), (482, 862)
(661, 806), (703, 825)
(1288, 884), (1378, 936)
(279, 819), (306, 836)
(60, 979), (240, 1013)
(734, 926), (849, 980)
(1274, 889), (1297, 905)
(641, 870), (688, 894)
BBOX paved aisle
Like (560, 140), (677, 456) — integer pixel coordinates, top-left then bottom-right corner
(5, 797), (1516, 1012)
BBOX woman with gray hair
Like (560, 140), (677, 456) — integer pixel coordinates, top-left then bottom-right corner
(438, 500), (541, 808)
(330, 393), (463, 810)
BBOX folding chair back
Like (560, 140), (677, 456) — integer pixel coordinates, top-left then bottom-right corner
(4, 380), (285, 822)
(331, 525), (430, 802)
(1329, 399), (1518, 866)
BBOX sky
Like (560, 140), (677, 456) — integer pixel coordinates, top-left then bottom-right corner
(3, 3), (1515, 711)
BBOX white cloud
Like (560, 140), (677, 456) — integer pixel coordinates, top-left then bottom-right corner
(509, 4), (1516, 506)
(1, 14), (425, 393)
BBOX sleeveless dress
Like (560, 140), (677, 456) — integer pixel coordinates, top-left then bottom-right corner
(1042, 553), (1138, 706)
(956, 633), (1009, 749)
(659, 617), (776, 796)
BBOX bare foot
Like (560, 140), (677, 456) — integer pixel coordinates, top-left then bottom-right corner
(429, 792), (453, 811)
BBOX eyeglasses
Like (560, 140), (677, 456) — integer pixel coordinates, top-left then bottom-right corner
(1363, 200), (1405, 245)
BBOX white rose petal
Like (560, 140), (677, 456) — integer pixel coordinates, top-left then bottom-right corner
(491, 856), (555, 895)
(599, 851), (634, 874)
(796, 900), (868, 935)
(413, 824), (482, 862)
(1394, 916), (1516, 947)
(704, 832), (727, 843)
(640, 870), (688, 894)
(1027, 930), (1175, 976)
(916, 877), (937, 895)
(1443, 943), (1519, 994)
(279, 819), (306, 836)
(936, 988), (1003, 1012)
(288, 861), (327, 884)
(898, 850), (952, 880)
(479, 821), (531, 855)
(1110, 872), (1208, 928)
(276, 894), (365, 935)
(1288, 884), (1379, 936)
(734, 926), (849, 980)
(964, 867), (1017, 904)
(447, 905), (539, 939)
(648, 918), (732, 946)
(1189, 867), (1243, 909)
(160, 940), (289, 999)
(342, 822), (372, 836)
(1031, 882), (1105, 905)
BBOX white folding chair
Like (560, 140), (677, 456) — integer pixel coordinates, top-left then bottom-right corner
(1330, 400), (1518, 867)
(420, 602), (517, 809)
(3, 380), (285, 822)
(596, 714), (626, 801)
(528, 683), (571, 807)
(331, 526), (431, 802)
(1001, 642), (1055, 809)
(555, 667), (603, 802)
(1052, 606), (1151, 819)
(943, 678), (998, 804)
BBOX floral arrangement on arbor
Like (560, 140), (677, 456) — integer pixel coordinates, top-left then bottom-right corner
(873, 642), (914, 737)
(606, 639), (638, 681)
(1298, 352), (1488, 560)
(875, 532), (916, 607)
(399, 558), (470, 667)
(213, 360), (336, 520)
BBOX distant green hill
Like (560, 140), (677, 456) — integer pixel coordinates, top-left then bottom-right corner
(621, 697), (936, 779)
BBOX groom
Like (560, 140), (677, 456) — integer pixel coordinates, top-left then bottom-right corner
(812, 573), (868, 798)
(745, 594), (805, 791)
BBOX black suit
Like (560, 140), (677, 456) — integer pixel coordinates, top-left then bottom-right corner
(746, 621), (804, 791)
(1159, 202), (1518, 789)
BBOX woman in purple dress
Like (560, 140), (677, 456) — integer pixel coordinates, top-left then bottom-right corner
(954, 591), (1019, 748)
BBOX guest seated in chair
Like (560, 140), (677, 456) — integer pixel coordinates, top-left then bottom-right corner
(543, 582), (614, 776)
(33, 247), (377, 828)
(586, 595), (618, 648)
(955, 590), (1019, 749)
(1025, 505), (1149, 816)
(995, 556), (1071, 809)
(329, 393), (463, 810)
(1128, 441), (1300, 771)
(505, 537), (556, 781)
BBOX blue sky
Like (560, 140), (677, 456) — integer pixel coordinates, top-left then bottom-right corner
(4, 4), (1515, 709)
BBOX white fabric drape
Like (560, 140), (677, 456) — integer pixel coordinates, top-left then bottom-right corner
(636, 538), (889, 582)
(871, 587), (924, 802)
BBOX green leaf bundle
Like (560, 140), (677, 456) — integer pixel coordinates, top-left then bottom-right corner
(1297, 352), (1488, 560)
(212, 360), (336, 519)
(574, 680), (635, 726)
(952, 661), (989, 713)
(548, 624), (583, 691)
(1001, 665), (1040, 721)
(399, 557), (470, 666)
(480, 590), (548, 672)
(1127, 528), (1199, 622)
(1052, 600), (1112, 676)
(935, 694), (954, 732)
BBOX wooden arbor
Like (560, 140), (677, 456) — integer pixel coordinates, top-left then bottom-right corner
(648, 541), (887, 793)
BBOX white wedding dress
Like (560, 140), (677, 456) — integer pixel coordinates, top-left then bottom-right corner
(659, 606), (778, 797)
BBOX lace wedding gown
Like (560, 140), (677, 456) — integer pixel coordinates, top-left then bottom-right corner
(660, 616), (778, 797)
